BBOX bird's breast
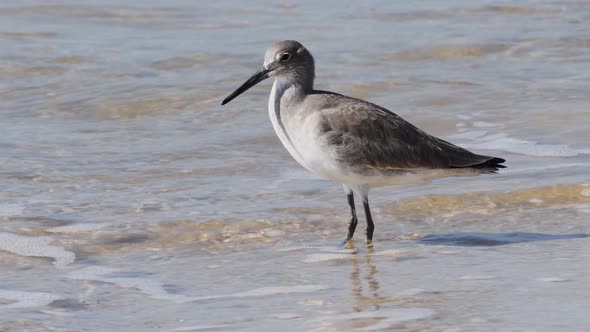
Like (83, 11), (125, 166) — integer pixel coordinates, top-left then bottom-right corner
(268, 79), (309, 168)
(268, 80), (343, 179)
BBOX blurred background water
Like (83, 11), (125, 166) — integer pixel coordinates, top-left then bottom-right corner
(1, 1), (589, 331)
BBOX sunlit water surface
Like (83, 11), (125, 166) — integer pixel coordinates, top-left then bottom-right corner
(1, 1), (590, 331)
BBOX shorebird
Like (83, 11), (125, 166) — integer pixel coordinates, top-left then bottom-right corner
(221, 40), (505, 245)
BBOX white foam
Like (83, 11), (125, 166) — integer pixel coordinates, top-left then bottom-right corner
(278, 246), (357, 253)
(40, 309), (74, 317)
(0, 232), (75, 268)
(0, 289), (64, 309)
(67, 265), (118, 278)
(303, 253), (355, 263)
(0, 204), (24, 217)
(374, 249), (410, 257)
(457, 114), (473, 120)
(359, 309), (434, 331)
(45, 222), (111, 233)
(449, 131), (582, 157)
(301, 246), (359, 263)
(310, 308), (434, 331)
(537, 277), (570, 282)
(168, 325), (231, 332)
(317, 247), (358, 254)
(270, 313), (300, 320)
(459, 275), (497, 280)
(581, 185), (590, 197)
(67, 266), (195, 303)
(193, 285), (327, 301)
(576, 204), (590, 214)
(67, 266), (326, 303)
(472, 121), (500, 128)
(230, 285), (326, 298)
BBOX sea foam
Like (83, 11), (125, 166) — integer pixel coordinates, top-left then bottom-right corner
(45, 222), (111, 233)
(0, 232), (75, 268)
(67, 266), (195, 303)
(310, 308), (434, 331)
(0, 289), (64, 309)
(450, 131), (582, 157)
(0, 204), (24, 217)
(67, 266), (326, 303)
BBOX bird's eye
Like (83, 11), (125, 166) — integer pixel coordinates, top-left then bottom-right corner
(280, 53), (291, 62)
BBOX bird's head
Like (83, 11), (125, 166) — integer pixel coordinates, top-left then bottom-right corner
(221, 40), (314, 105)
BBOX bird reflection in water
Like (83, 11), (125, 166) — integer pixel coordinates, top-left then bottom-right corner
(349, 247), (386, 312)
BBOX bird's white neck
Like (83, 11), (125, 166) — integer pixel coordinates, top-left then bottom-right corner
(268, 78), (308, 168)
(271, 78), (294, 106)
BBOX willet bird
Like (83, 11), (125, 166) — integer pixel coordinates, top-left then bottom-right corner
(221, 40), (505, 245)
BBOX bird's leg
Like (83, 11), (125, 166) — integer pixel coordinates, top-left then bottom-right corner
(345, 191), (358, 242)
(362, 196), (375, 246)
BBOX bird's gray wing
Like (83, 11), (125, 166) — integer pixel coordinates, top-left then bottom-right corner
(315, 94), (501, 170)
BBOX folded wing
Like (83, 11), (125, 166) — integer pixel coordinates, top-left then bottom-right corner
(315, 94), (505, 171)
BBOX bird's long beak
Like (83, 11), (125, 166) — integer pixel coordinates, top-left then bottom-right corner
(221, 67), (271, 105)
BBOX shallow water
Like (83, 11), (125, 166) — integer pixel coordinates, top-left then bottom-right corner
(1, 0), (590, 331)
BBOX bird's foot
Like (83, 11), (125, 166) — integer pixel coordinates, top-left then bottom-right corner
(339, 238), (356, 249)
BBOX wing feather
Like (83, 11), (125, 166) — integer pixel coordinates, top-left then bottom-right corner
(312, 93), (504, 171)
